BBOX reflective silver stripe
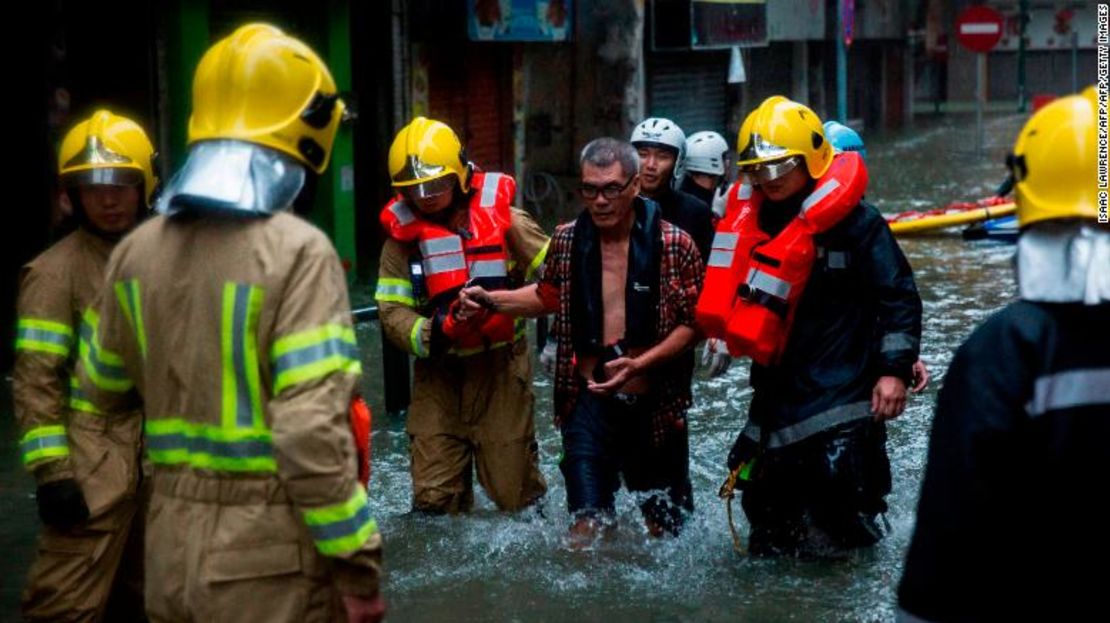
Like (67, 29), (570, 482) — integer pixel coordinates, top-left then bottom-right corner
(17, 327), (72, 348)
(423, 253), (467, 275)
(712, 232), (739, 251)
(741, 401), (873, 449)
(21, 432), (68, 456)
(480, 173), (503, 208)
(707, 249), (735, 268)
(79, 321), (129, 382)
(375, 282), (412, 297)
(742, 422), (760, 442)
(1025, 368), (1110, 417)
(419, 236), (464, 257)
(231, 284), (252, 427)
(272, 339), (360, 378)
(881, 332), (918, 354)
(747, 268), (791, 300)
(146, 432), (273, 461)
(801, 179), (841, 214)
(737, 183), (752, 200)
(389, 201), (416, 226)
(895, 608), (937, 623)
(826, 250), (848, 269)
(468, 259), (507, 278)
(306, 502), (373, 543)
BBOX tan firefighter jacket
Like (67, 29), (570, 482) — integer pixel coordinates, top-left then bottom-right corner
(74, 211), (381, 594)
(14, 227), (143, 492)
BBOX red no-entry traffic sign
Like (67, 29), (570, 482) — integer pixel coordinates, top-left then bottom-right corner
(956, 5), (1004, 53)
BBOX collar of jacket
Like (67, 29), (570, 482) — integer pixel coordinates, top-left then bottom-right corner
(1017, 221), (1110, 305)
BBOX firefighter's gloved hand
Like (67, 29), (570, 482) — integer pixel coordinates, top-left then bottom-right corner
(439, 300), (485, 342)
(727, 431), (759, 473)
(711, 193), (727, 220)
(701, 339), (732, 378)
(538, 341), (557, 376)
(36, 478), (89, 529)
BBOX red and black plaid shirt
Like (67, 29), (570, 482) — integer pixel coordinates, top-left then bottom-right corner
(537, 216), (704, 446)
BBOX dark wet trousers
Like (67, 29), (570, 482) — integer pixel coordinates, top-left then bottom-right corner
(740, 419), (891, 557)
(560, 388), (693, 535)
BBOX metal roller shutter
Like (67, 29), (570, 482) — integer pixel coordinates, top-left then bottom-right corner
(647, 52), (729, 134)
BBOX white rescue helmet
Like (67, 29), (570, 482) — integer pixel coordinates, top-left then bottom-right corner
(684, 131), (729, 177)
(631, 117), (687, 183)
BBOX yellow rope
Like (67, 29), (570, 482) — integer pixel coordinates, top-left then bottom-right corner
(718, 466), (746, 556)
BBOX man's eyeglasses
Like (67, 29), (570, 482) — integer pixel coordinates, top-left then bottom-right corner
(578, 175), (635, 200)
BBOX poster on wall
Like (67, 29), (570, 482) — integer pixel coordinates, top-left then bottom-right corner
(990, 1), (1097, 51)
(468, 0), (572, 42)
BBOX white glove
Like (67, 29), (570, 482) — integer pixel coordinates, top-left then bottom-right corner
(539, 341), (557, 377)
(701, 338), (732, 378)
(711, 189), (728, 219)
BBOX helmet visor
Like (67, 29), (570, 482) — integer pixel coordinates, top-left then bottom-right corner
(737, 133), (791, 163)
(397, 174), (456, 202)
(62, 167), (143, 189)
(392, 155), (449, 185)
(738, 156), (801, 185)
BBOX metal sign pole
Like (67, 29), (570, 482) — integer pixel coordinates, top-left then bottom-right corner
(976, 52), (985, 159)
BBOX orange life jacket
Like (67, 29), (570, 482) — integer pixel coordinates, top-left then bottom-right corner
(695, 151), (868, 365)
(380, 172), (517, 349)
(348, 394), (372, 489)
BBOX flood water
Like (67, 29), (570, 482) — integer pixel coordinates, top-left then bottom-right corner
(0, 112), (1026, 622)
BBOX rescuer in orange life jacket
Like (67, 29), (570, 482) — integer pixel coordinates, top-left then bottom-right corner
(376, 117), (549, 515)
(698, 96), (923, 557)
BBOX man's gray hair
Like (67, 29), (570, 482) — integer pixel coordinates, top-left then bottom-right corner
(579, 137), (640, 178)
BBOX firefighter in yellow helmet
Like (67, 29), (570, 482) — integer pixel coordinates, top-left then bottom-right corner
(899, 88), (1108, 621)
(707, 95), (923, 556)
(17, 109), (154, 622)
(376, 117), (548, 514)
(72, 24), (383, 621)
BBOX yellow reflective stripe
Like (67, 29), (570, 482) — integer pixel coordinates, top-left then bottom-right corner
(303, 487), (378, 556)
(68, 376), (102, 415)
(314, 519), (378, 556)
(20, 425), (69, 466)
(409, 317), (429, 358)
(374, 278), (416, 306)
(15, 318), (74, 356)
(272, 324), (356, 357)
(79, 309), (132, 392)
(273, 356), (361, 395)
(145, 418), (276, 473)
(243, 287), (265, 429)
(221, 285), (236, 427)
(114, 279), (148, 359)
(525, 240), (550, 281)
(69, 397), (100, 414)
(17, 318), (73, 336)
(271, 324), (361, 395)
(15, 338), (69, 357)
(221, 284), (266, 428)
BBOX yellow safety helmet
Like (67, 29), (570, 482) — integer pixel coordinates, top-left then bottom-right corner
(735, 96), (833, 179)
(388, 117), (472, 193)
(1009, 86), (1099, 228)
(58, 109), (157, 206)
(188, 23), (344, 173)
